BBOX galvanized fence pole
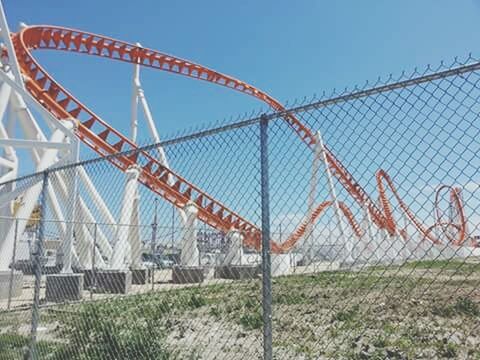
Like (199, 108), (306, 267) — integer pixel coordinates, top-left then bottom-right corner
(260, 114), (272, 360)
(152, 198), (158, 291)
(91, 223), (97, 300)
(7, 217), (19, 310)
(29, 170), (49, 360)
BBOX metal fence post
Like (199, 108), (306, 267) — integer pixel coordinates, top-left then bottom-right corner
(151, 198), (158, 291)
(29, 170), (49, 360)
(260, 114), (272, 360)
(91, 223), (97, 300)
(7, 218), (18, 310)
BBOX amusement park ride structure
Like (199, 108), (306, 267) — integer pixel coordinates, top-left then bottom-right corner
(0, 1), (473, 277)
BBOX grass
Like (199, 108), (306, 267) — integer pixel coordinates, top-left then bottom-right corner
(2, 265), (480, 359)
(437, 341), (459, 358)
(0, 333), (66, 360)
(239, 311), (263, 330)
(332, 305), (360, 322)
(0, 309), (28, 330)
(454, 297), (480, 316)
(404, 259), (480, 274)
(433, 296), (480, 318)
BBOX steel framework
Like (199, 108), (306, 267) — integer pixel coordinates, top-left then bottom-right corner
(0, 3), (472, 273)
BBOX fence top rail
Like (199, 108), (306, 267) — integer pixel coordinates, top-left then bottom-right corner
(1, 55), (478, 187)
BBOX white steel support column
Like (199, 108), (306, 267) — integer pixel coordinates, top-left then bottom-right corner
(138, 91), (170, 167)
(0, 11), (117, 274)
(131, 51), (170, 170)
(0, 83), (16, 174)
(6, 96), (15, 140)
(0, 6), (23, 86)
(302, 130), (323, 263)
(316, 131), (353, 264)
(46, 184), (67, 243)
(62, 126), (80, 273)
(74, 209), (92, 269)
(10, 92), (45, 164)
(362, 205), (377, 262)
(180, 202), (199, 267)
(73, 202), (107, 269)
(111, 166), (140, 270)
(223, 229), (243, 265)
(0, 127), (67, 270)
(400, 210), (410, 260)
(78, 200), (113, 259)
(129, 190), (142, 268)
(0, 80), (15, 250)
(78, 165), (116, 225)
(130, 44), (141, 143)
(0, 81), (12, 134)
(51, 170), (113, 261)
(129, 57), (186, 228)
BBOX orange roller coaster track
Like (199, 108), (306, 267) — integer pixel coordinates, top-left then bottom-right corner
(10, 25), (469, 253)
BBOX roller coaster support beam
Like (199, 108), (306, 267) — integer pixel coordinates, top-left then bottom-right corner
(111, 166), (140, 270)
(50, 168), (112, 264)
(130, 44), (140, 143)
(130, 46), (174, 190)
(0, 70), (74, 139)
(72, 205), (106, 269)
(0, 6), (22, 86)
(78, 167), (116, 225)
(317, 131), (353, 264)
(0, 15), (115, 272)
(0, 81), (15, 171)
(180, 202), (199, 267)
(361, 205), (377, 261)
(224, 230), (244, 265)
(0, 139), (71, 149)
(0, 69), (115, 264)
(129, 190), (142, 268)
(62, 122), (80, 273)
(0, 125), (70, 270)
(303, 129), (322, 264)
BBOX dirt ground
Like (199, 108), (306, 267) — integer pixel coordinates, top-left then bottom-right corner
(1, 259), (480, 359)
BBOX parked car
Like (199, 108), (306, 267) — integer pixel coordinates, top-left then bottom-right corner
(141, 253), (175, 269)
(158, 256), (174, 269)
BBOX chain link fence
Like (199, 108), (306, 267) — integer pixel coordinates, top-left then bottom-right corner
(1, 55), (480, 359)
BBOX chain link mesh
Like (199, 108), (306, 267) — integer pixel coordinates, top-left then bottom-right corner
(1, 55), (480, 359)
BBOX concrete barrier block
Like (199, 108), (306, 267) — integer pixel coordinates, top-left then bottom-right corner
(46, 273), (83, 303)
(172, 266), (204, 284)
(0, 271), (23, 299)
(94, 270), (132, 294)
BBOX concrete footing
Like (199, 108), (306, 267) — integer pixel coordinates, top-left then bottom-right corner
(172, 266), (204, 284)
(94, 270), (132, 294)
(45, 273), (83, 303)
(0, 271), (23, 299)
(271, 254), (291, 277)
(131, 268), (148, 285)
(214, 265), (258, 280)
(80, 269), (95, 289)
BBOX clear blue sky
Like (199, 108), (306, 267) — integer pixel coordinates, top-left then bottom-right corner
(6, 0), (480, 141)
